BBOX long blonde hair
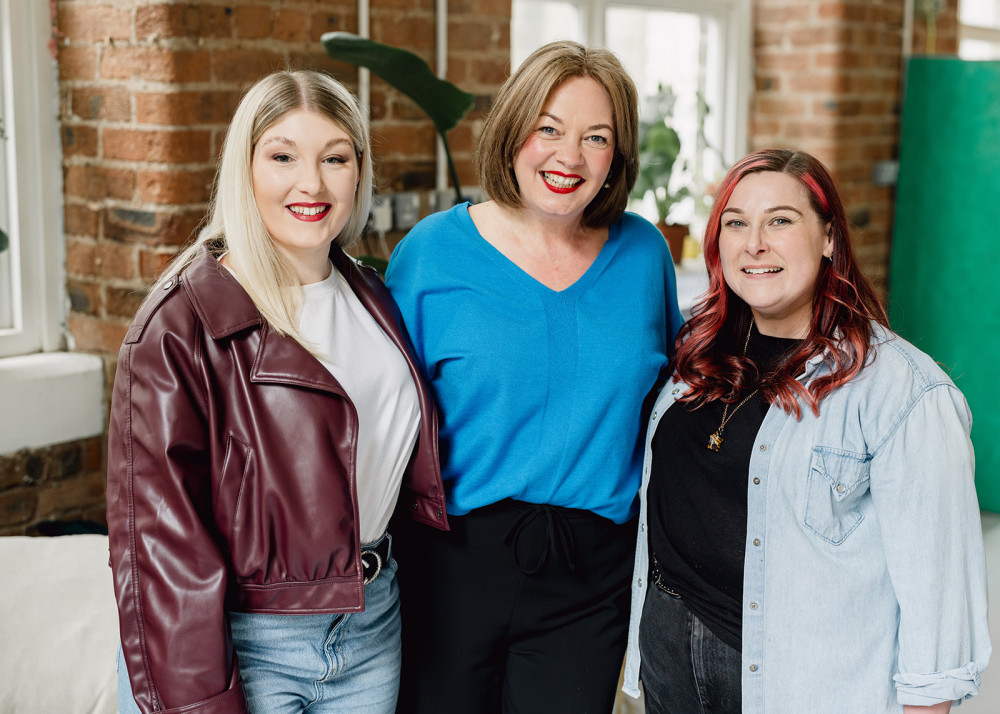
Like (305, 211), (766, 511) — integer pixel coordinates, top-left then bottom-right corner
(144, 69), (374, 342)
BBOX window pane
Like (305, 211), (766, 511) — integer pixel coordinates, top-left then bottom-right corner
(959, 37), (1000, 58)
(960, 0), (1000, 28)
(511, 0), (584, 68)
(606, 7), (725, 227)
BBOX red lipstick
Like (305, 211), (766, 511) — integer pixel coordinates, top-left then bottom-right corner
(286, 203), (331, 222)
(541, 171), (584, 194)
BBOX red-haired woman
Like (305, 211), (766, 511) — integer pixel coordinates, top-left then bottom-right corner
(621, 148), (990, 714)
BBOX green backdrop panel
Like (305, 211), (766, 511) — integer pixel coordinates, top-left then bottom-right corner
(890, 57), (1000, 511)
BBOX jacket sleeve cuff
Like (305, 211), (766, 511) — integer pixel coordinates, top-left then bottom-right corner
(894, 662), (981, 706)
(160, 680), (247, 714)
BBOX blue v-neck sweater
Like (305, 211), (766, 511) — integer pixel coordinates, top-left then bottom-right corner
(386, 204), (682, 523)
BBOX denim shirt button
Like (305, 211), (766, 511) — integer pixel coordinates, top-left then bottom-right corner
(638, 578), (643, 587)
(753, 538), (761, 547)
(749, 664), (759, 672)
(672, 388), (679, 395)
(750, 601), (758, 610)
(836, 483), (846, 494)
(759, 444), (767, 452)
(652, 411), (657, 420)
(752, 477), (760, 485)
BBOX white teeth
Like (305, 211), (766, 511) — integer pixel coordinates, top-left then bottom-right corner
(744, 267), (781, 274)
(542, 172), (582, 188)
(288, 205), (328, 216)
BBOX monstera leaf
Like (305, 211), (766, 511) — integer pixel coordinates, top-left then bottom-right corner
(322, 32), (475, 203)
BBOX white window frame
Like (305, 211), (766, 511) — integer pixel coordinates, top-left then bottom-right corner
(585, 0), (751, 169)
(0, 0), (64, 356)
(512, 0), (751, 180)
(0, 0), (104, 454)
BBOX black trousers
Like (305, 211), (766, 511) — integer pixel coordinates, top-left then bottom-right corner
(394, 498), (637, 714)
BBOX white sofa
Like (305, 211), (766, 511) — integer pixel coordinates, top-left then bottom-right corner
(0, 534), (117, 713)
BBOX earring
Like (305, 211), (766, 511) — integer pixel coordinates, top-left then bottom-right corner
(603, 172), (612, 189)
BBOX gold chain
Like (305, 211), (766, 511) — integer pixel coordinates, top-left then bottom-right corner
(707, 322), (757, 452)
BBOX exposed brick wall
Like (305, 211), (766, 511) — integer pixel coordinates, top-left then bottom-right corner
(56, 0), (508, 352)
(751, 0), (958, 294)
(0, 438), (106, 536)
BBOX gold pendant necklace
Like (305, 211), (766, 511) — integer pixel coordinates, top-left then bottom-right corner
(707, 322), (758, 452)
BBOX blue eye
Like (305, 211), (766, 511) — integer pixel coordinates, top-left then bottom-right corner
(538, 126), (557, 135)
(724, 219), (746, 229)
(587, 135), (609, 146)
(272, 153), (292, 163)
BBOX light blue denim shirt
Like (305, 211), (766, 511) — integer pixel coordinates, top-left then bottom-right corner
(623, 325), (991, 712)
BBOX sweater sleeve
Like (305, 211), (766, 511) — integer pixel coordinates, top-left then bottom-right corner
(107, 304), (246, 714)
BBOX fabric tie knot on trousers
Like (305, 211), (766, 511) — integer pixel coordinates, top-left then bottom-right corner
(502, 502), (578, 575)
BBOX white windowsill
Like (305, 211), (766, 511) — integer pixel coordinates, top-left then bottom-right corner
(0, 353), (105, 455)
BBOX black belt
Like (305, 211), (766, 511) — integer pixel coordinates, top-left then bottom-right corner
(650, 554), (682, 598)
(361, 534), (391, 585)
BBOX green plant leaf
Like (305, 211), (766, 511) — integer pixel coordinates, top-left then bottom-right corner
(321, 33), (474, 136)
(0, 227), (8, 253)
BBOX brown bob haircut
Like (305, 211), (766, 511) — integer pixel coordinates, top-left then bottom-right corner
(475, 41), (639, 229)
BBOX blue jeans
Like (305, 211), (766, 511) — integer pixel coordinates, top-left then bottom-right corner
(638, 580), (741, 714)
(118, 538), (401, 713)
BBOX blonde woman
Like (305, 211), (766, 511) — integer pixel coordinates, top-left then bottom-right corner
(107, 69), (446, 714)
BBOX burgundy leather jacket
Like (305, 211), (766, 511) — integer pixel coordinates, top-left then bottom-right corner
(106, 246), (447, 714)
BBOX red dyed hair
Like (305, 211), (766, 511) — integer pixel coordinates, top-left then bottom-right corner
(672, 149), (889, 417)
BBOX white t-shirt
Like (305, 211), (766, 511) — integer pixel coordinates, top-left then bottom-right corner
(298, 263), (421, 544)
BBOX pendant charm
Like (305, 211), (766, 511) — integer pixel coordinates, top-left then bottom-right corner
(708, 431), (723, 452)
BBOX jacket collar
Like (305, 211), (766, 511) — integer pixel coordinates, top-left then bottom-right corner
(182, 248), (264, 339)
(181, 245), (392, 340)
(180, 244), (408, 397)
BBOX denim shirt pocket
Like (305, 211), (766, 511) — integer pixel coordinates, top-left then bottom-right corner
(804, 446), (871, 545)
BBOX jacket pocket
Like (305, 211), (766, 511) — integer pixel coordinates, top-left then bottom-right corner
(803, 447), (870, 545)
(217, 434), (253, 552)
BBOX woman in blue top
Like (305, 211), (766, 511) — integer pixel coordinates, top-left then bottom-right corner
(622, 148), (990, 713)
(386, 41), (682, 713)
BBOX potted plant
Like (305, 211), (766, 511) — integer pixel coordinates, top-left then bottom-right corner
(0, 228), (7, 254)
(631, 85), (691, 265)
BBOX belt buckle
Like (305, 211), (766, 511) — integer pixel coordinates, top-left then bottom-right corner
(361, 549), (383, 585)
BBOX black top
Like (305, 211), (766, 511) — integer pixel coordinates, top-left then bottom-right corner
(647, 332), (800, 650)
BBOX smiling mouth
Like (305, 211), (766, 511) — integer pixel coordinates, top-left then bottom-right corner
(541, 172), (583, 192)
(743, 267), (782, 275)
(288, 203), (330, 218)
(285, 203), (332, 223)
